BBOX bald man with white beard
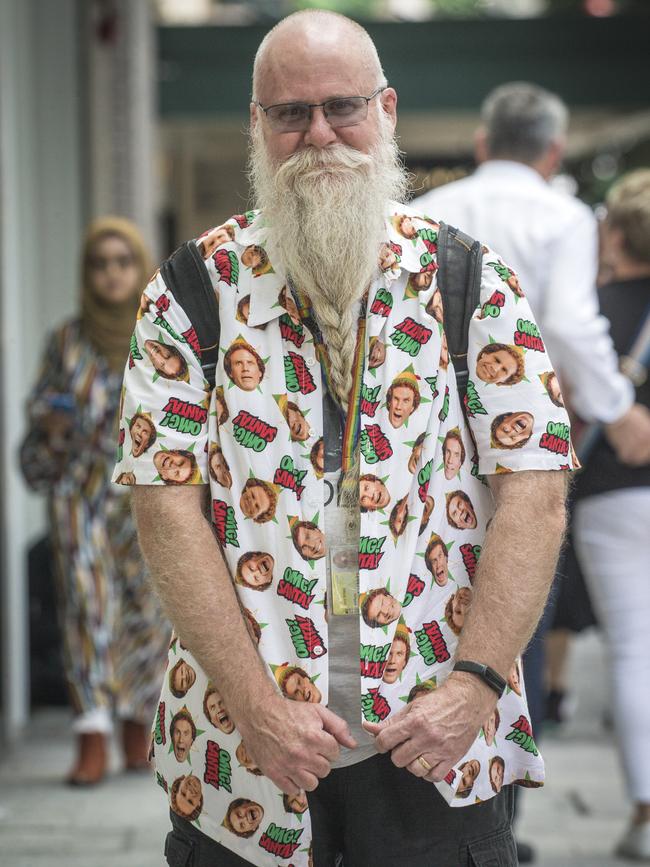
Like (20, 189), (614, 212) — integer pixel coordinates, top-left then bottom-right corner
(118, 11), (573, 867)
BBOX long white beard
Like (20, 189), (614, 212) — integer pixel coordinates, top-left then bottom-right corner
(249, 116), (409, 408)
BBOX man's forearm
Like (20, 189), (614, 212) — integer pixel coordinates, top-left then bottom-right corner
(453, 470), (567, 681)
(132, 486), (276, 719)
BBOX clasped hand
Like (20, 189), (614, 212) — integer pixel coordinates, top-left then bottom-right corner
(236, 692), (357, 796)
(362, 676), (496, 783)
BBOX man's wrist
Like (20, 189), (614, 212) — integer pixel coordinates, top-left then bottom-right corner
(447, 669), (498, 709)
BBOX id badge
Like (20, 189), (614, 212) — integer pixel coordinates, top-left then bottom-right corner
(329, 544), (359, 616)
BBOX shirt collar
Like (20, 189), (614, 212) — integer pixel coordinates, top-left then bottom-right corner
(474, 160), (548, 188)
(245, 201), (429, 328)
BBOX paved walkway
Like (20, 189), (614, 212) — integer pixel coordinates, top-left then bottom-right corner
(0, 632), (635, 866)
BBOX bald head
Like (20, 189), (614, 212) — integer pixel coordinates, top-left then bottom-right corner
(252, 11), (386, 104)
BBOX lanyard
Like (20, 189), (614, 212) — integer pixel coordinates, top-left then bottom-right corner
(287, 280), (367, 484)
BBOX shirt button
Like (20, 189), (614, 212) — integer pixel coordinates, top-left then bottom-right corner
(306, 356), (316, 367)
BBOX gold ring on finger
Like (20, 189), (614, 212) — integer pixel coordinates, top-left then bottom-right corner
(417, 755), (432, 772)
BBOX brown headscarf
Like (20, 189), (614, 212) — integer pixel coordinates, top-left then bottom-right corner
(80, 216), (153, 372)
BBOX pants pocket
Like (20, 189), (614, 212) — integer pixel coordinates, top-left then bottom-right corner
(467, 827), (518, 867)
(164, 830), (194, 867)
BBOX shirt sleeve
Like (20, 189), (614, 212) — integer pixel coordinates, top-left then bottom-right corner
(536, 206), (633, 424)
(112, 269), (210, 487)
(465, 247), (578, 476)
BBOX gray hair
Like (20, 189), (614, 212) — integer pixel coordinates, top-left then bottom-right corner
(252, 10), (387, 102)
(606, 169), (650, 265)
(481, 82), (568, 164)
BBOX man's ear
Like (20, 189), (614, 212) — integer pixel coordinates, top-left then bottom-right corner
(250, 102), (258, 131)
(380, 87), (398, 131)
(474, 127), (489, 164)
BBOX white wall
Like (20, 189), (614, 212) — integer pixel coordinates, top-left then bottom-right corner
(0, 0), (83, 740)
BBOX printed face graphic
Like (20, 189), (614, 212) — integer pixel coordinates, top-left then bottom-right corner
(388, 385), (416, 428)
(312, 439), (324, 474)
(391, 496), (409, 538)
(443, 437), (463, 479)
(427, 289), (443, 323)
(546, 372), (564, 407)
(172, 719), (194, 762)
(228, 800), (264, 835)
(378, 243), (398, 271)
(154, 450), (194, 484)
(439, 333), (449, 369)
(174, 775), (202, 817)
(171, 660), (196, 696)
(508, 662), (522, 695)
(476, 348), (519, 385)
(116, 471), (136, 485)
(206, 688), (235, 733)
(450, 587), (472, 631)
(200, 225), (234, 258)
(494, 412), (534, 448)
(241, 246), (264, 269)
(426, 543), (449, 586)
(359, 477), (390, 510)
(284, 670), (321, 703)
(368, 339), (386, 369)
(287, 404), (310, 441)
(483, 710), (498, 746)
(240, 482), (273, 521)
(366, 591), (401, 627)
(398, 215), (417, 239)
(408, 440), (423, 474)
(280, 288), (300, 325)
(295, 525), (326, 560)
(210, 448), (232, 488)
(419, 495), (434, 534)
(144, 340), (184, 379)
(237, 296), (251, 324)
(236, 740), (260, 773)
(459, 759), (480, 794)
(286, 791), (308, 814)
(447, 493), (477, 530)
(215, 392), (228, 425)
(490, 758), (505, 793)
(411, 270), (433, 291)
(383, 637), (408, 684)
(229, 347), (263, 391)
(130, 416), (155, 457)
(239, 553), (274, 589)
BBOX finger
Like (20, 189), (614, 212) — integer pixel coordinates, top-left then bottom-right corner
(293, 770), (320, 792)
(374, 719), (412, 755)
(390, 739), (423, 769)
(279, 776), (303, 797)
(315, 704), (358, 749)
(425, 762), (451, 784)
(304, 753), (331, 780)
(405, 756), (431, 779)
(361, 720), (382, 736)
(313, 730), (341, 763)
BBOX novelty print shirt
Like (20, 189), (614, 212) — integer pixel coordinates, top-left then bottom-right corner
(114, 204), (576, 866)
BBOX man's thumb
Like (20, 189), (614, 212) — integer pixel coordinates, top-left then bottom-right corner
(316, 705), (357, 748)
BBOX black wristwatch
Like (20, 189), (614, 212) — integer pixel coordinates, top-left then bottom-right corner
(453, 660), (506, 698)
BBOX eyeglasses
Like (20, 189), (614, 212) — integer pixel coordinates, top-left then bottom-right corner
(256, 86), (387, 133)
(88, 254), (136, 271)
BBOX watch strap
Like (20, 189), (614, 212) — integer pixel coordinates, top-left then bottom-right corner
(453, 660), (506, 698)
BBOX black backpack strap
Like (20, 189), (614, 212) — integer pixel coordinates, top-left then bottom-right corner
(436, 221), (483, 402)
(160, 240), (220, 389)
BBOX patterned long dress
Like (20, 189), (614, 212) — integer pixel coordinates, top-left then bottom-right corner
(21, 319), (169, 723)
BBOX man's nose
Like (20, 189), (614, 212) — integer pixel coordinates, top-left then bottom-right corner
(303, 106), (338, 148)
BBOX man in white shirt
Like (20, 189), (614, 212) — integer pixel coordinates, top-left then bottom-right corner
(414, 82), (650, 463)
(414, 81), (650, 864)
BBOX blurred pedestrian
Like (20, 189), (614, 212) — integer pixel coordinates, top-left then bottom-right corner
(20, 216), (169, 786)
(414, 80), (650, 863)
(573, 170), (650, 861)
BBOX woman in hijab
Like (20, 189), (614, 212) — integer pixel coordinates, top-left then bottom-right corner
(21, 217), (169, 785)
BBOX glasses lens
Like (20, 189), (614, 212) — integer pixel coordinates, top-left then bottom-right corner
(324, 96), (367, 128)
(267, 103), (311, 131)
